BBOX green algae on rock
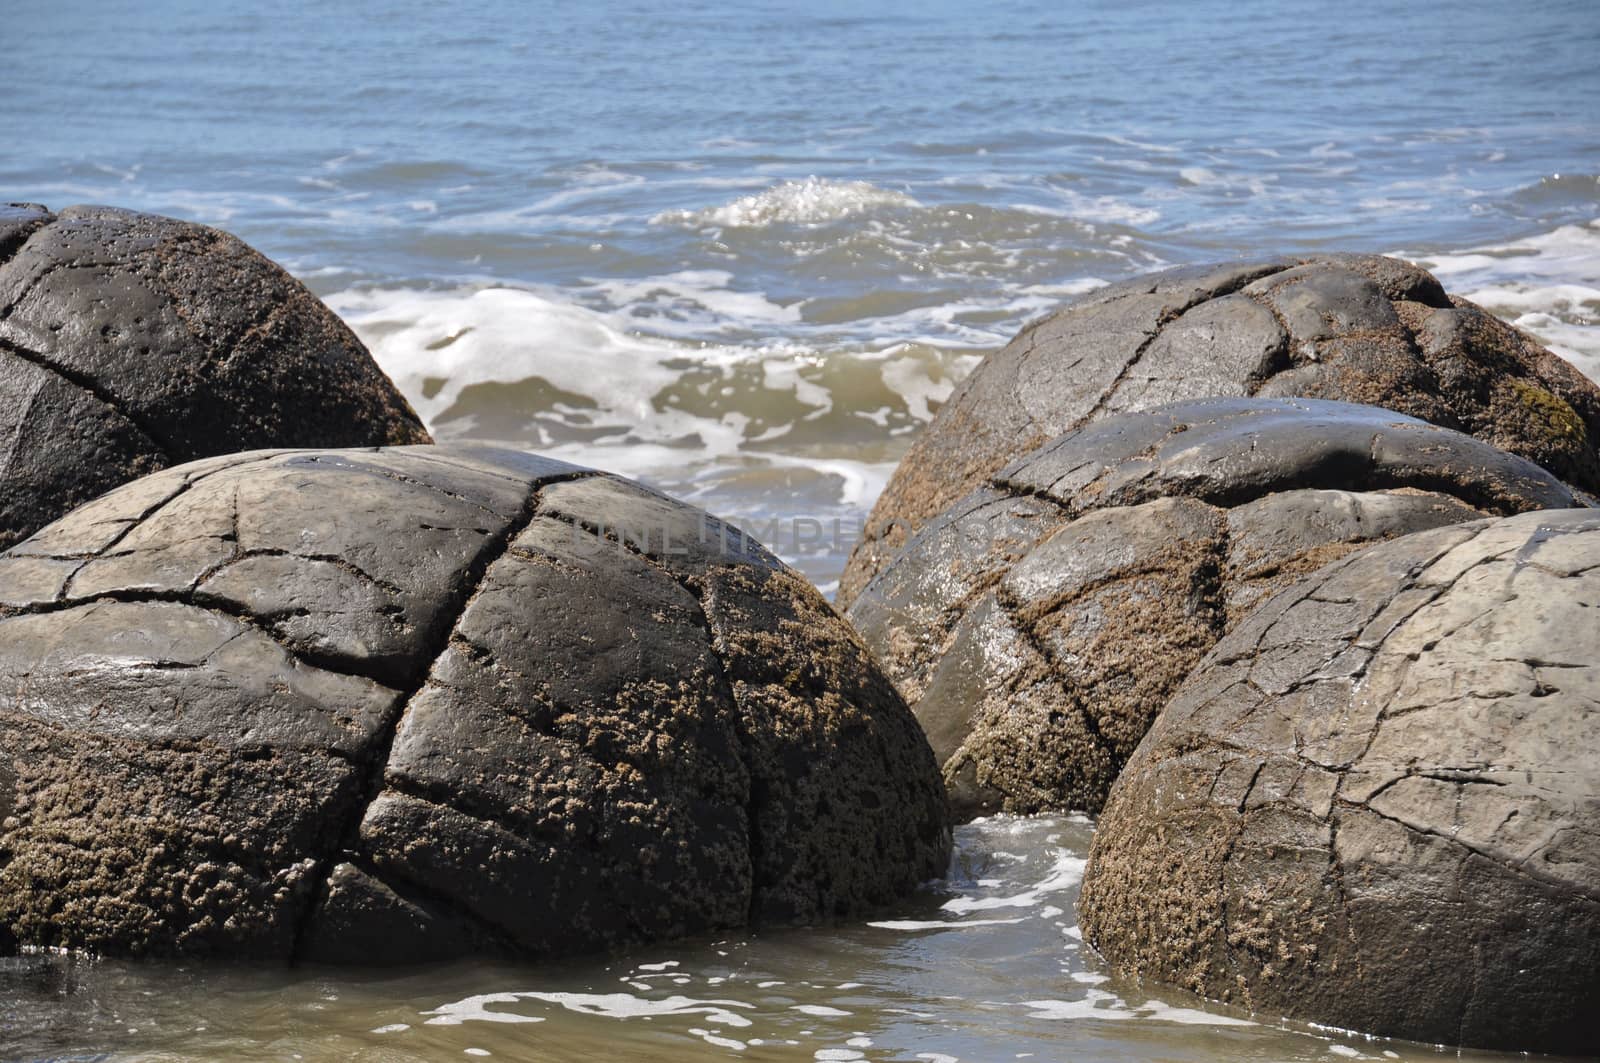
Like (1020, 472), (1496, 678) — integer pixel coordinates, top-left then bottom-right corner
(0, 445), (950, 962)
(0, 203), (430, 552)
(1079, 508), (1600, 1055)
(847, 398), (1591, 818)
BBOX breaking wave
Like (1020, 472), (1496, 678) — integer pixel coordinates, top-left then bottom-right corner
(652, 176), (921, 228)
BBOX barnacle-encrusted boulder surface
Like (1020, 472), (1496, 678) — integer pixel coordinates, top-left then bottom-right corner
(848, 398), (1588, 817)
(0, 445), (949, 963)
(839, 253), (1600, 605)
(1078, 508), (1600, 1055)
(0, 202), (430, 551)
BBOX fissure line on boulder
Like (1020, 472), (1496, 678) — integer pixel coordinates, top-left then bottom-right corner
(285, 468), (602, 960)
(0, 334), (178, 463)
(8, 587), (404, 689)
(1239, 283), (1309, 381)
(343, 818), (525, 955)
(1075, 264), (1294, 427)
(201, 547), (410, 598)
(533, 505), (770, 927)
(293, 455), (518, 520)
(0, 245), (102, 321)
(54, 450), (290, 564)
(0, 212), (53, 267)
(990, 585), (1116, 767)
(1336, 796), (1589, 898)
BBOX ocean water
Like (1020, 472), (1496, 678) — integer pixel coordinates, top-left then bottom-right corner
(0, 816), (1558, 1063)
(2, 0), (1598, 1058)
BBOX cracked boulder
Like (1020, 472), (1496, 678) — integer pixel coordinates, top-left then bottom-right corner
(0, 444), (950, 962)
(0, 202), (430, 551)
(847, 398), (1590, 818)
(840, 253), (1600, 605)
(1078, 508), (1600, 1055)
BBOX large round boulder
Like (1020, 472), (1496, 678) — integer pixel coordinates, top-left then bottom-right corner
(0, 445), (950, 962)
(1079, 508), (1600, 1054)
(0, 203), (430, 550)
(840, 253), (1600, 604)
(847, 398), (1590, 817)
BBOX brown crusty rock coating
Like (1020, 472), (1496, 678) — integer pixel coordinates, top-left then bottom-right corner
(839, 253), (1600, 605)
(847, 398), (1589, 818)
(1078, 508), (1600, 1055)
(0, 445), (949, 963)
(0, 202), (430, 551)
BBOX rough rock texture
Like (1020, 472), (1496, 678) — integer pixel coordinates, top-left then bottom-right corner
(1078, 508), (1600, 1054)
(847, 398), (1589, 818)
(0, 445), (950, 963)
(840, 253), (1600, 605)
(0, 203), (430, 551)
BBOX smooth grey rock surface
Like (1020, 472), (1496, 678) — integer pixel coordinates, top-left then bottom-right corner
(1078, 508), (1600, 1055)
(840, 253), (1600, 605)
(0, 445), (950, 962)
(847, 398), (1589, 817)
(0, 203), (430, 551)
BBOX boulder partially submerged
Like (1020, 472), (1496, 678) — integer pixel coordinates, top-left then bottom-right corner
(0, 203), (429, 551)
(848, 398), (1589, 816)
(1079, 508), (1600, 1054)
(0, 445), (950, 962)
(841, 253), (1600, 604)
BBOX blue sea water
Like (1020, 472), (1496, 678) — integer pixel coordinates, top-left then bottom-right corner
(1, 3), (1598, 1059)
(5, 0), (1599, 590)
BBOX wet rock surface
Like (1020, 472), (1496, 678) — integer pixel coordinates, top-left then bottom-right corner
(0, 203), (430, 551)
(847, 398), (1589, 817)
(840, 253), (1600, 605)
(0, 445), (950, 962)
(1078, 508), (1600, 1055)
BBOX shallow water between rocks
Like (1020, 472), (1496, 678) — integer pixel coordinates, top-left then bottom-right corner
(0, 816), (1565, 1063)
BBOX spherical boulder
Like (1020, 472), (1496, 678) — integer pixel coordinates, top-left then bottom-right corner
(1078, 508), (1600, 1054)
(840, 253), (1600, 605)
(0, 202), (430, 551)
(847, 398), (1590, 817)
(0, 444), (950, 962)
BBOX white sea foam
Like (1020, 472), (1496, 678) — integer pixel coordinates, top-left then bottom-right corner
(1017, 990), (1134, 1021)
(794, 1005), (852, 1017)
(1032, 187), (1160, 227)
(653, 176), (920, 228)
(1017, 991), (1253, 1027)
(941, 851), (1087, 914)
(1137, 1000), (1255, 1027)
(1400, 218), (1600, 379)
(326, 281), (980, 532)
(420, 993), (548, 1025)
(868, 917), (1028, 930)
(423, 990), (754, 1029)
(690, 1027), (749, 1051)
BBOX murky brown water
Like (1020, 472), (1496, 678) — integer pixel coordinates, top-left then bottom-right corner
(1, 816), (1562, 1063)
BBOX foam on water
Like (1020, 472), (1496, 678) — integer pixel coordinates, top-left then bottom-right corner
(327, 281), (985, 473)
(940, 850), (1087, 914)
(389, 814), (1245, 1058)
(1401, 214), (1600, 377)
(83, 812), (1480, 1062)
(654, 177), (920, 228)
(866, 917), (1028, 930)
(326, 277), (991, 588)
